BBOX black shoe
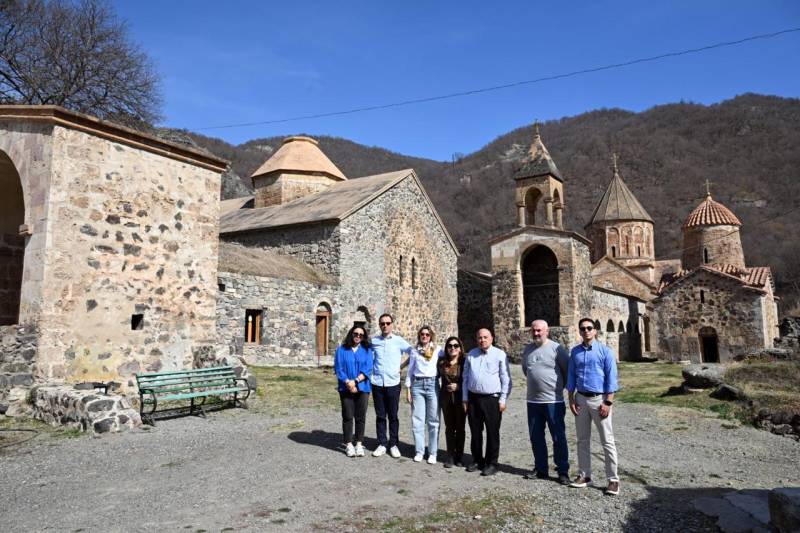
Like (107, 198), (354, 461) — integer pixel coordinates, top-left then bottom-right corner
(466, 462), (482, 473)
(453, 456), (463, 467)
(524, 470), (549, 480)
(558, 473), (571, 486)
(481, 464), (498, 476)
(444, 457), (454, 469)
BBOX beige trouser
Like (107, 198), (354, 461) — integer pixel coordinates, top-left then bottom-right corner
(575, 393), (618, 482)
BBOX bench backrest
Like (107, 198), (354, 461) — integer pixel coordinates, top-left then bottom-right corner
(135, 366), (237, 395)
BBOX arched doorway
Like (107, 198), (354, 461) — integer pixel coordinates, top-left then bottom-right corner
(522, 245), (559, 327)
(699, 327), (719, 363)
(315, 303), (332, 357)
(0, 151), (25, 325)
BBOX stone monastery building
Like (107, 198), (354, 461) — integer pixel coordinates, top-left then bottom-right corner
(467, 126), (779, 364)
(0, 106), (780, 418)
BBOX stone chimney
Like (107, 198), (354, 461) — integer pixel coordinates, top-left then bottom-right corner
(251, 136), (346, 208)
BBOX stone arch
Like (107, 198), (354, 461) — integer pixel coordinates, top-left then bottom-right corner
(618, 321), (625, 333)
(521, 245), (559, 327)
(699, 326), (719, 363)
(606, 319), (615, 332)
(608, 228), (620, 258)
(315, 302), (332, 357)
(524, 187), (545, 226)
(0, 150), (26, 325)
(594, 319), (601, 332)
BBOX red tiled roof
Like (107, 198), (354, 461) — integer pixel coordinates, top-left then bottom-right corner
(657, 264), (773, 294)
(683, 195), (741, 228)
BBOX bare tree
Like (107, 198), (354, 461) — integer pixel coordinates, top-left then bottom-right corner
(0, 0), (162, 127)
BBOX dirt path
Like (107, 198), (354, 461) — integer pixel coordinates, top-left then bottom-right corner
(1, 366), (798, 532)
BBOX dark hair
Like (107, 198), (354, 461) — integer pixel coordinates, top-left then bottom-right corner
(443, 336), (465, 364)
(344, 325), (370, 349)
(578, 317), (595, 328)
(378, 313), (394, 323)
(417, 325), (435, 344)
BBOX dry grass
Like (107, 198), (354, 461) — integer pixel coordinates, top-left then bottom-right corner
(248, 366), (340, 412)
(725, 360), (800, 412)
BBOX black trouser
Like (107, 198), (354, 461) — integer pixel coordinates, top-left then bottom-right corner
(339, 391), (369, 444)
(468, 392), (502, 467)
(440, 390), (466, 461)
(372, 384), (401, 448)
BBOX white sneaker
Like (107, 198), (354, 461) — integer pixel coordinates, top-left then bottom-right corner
(389, 445), (401, 458)
(354, 443), (365, 457)
(427, 454), (437, 465)
(345, 443), (355, 457)
(372, 445), (386, 457)
(413, 453), (424, 462)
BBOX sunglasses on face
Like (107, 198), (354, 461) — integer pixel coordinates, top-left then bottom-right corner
(379, 321), (392, 326)
(419, 332), (431, 337)
(352, 332), (364, 338)
(447, 344), (460, 349)
(579, 326), (594, 332)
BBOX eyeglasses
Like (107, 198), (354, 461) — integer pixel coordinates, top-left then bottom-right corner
(446, 344), (460, 349)
(352, 332), (364, 338)
(419, 332), (431, 337)
(379, 321), (392, 326)
(579, 326), (594, 332)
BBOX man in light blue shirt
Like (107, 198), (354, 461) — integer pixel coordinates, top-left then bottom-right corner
(567, 317), (620, 496)
(370, 313), (413, 458)
(461, 328), (512, 476)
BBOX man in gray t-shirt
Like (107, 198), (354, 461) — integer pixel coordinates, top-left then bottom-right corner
(521, 319), (570, 484)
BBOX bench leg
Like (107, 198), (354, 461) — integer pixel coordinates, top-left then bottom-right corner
(190, 397), (206, 419)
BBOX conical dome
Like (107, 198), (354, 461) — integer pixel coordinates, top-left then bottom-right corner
(251, 136), (346, 181)
(514, 126), (562, 181)
(683, 195), (741, 228)
(587, 163), (652, 225)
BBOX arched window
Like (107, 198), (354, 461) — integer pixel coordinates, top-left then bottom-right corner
(521, 245), (559, 327)
(411, 257), (417, 290)
(611, 246), (616, 258)
(525, 188), (543, 225)
(703, 248), (709, 264)
(618, 321), (625, 333)
(606, 320), (615, 332)
(637, 245), (641, 257)
(700, 290), (705, 303)
(399, 255), (404, 285)
(594, 320), (601, 332)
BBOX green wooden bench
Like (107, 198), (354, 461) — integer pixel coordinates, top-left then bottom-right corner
(135, 366), (250, 425)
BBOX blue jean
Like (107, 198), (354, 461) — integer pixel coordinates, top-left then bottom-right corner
(526, 402), (569, 475)
(410, 377), (439, 456)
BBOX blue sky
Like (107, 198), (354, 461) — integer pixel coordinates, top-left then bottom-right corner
(113, 1), (800, 161)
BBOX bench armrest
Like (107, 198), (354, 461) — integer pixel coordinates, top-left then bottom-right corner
(235, 378), (252, 400)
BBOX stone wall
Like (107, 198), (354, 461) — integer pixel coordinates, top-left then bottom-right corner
(457, 269), (493, 352)
(0, 114), (224, 392)
(586, 220), (654, 265)
(30, 385), (141, 434)
(653, 270), (768, 362)
(253, 172), (335, 208)
(682, 225), (745, 269)
(216, 270), (337, 365)
(228, 223), (341, 278)
(590, 287), (647, 360)
(0, 324), (37, 404)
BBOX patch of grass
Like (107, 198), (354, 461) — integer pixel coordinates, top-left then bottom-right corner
(725, 360), (800, 413)
(270, 518), (286, 525)
(249, 366), (339, 411)
(396, 488), (409, 496)
(277, 507), (291, 513)
(160, 459), (184, 468)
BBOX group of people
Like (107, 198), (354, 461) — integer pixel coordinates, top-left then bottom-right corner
(333, 313), (620, 495)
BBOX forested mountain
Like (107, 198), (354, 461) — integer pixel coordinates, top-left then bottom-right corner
(183, 93), (800, 312)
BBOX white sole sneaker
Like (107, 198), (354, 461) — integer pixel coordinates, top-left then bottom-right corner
(413, 454), (423, 462)
(345, 444), (355, 457)
(389, 446), (401, 458)
(354, 445), (365, 457)
(427, 456), (437, 465)
(372, 445), (386, 457)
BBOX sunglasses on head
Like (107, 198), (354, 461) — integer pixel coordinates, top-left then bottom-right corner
(447, 343), (460, 349)
(379, 321), (392, 326)
(579, 326), (594, 332)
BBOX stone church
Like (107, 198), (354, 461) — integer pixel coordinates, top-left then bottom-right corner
(461, 126), (779, 363)
(216, 135), (459, 366)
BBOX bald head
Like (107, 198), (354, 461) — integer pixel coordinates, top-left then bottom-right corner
(476, 328), (493, 351)
(531, 320), (549, 346)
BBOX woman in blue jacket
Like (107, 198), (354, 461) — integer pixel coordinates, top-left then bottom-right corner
(334, 325), (373, 457)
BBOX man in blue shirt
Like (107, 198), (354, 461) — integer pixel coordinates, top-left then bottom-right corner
(567, 317), (620, 496)
(461, 328), (512, 477)
(370, 313), (413, 458)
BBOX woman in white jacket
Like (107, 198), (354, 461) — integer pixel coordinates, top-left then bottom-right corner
(405, 325), (443, 464)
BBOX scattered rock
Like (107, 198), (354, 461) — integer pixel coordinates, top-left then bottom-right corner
(682, 364), (726, 389)
(711, 384), (747, 402)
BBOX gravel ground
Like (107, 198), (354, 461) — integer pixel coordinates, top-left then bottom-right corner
(1, 366), (798, 532)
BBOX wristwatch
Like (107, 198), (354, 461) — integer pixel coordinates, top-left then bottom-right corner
(603, 400), (613, 406)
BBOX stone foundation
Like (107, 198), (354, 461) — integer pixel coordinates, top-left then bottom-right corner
(31, 385), (141, 434)
(0, 324), (37, 404)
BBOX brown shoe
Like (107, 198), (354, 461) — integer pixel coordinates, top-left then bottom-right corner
(569, 475), (592, 488)
(605, 481), (620, 495)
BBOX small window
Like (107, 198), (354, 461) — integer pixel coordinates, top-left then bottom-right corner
(131, 314), (144, 330)
(606, 320), (615, 332)
(399, 255), (404, 285)
(411, 257), (417, 290)
(700, 290), (705, 303)
(218, 283), (226, 292)
(611, 246), (616, 258)
(703, 248), (709, 264)
(245, 309), (262, 344)
(637, 245), (641, 257)
(618, 321), (625, 333)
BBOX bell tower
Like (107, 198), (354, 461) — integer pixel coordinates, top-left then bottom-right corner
(514, 123), (564, 229)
